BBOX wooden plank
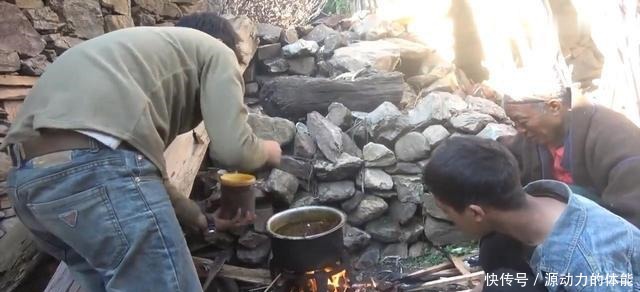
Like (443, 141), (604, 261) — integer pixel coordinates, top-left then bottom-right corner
(400, 262), (454, 280)
(218, 264), (271, 285)
(404, 271), (485, 291)
(163, 122), (209, 197)
(0, 75), (37, 87)
(4, 100), (23, 122)
(0, 87), (29, 100)
(44, 262), (78, 292)
(448, 256), (470, 275)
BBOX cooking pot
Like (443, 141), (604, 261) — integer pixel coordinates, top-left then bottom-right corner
(267, 206), (347, 271)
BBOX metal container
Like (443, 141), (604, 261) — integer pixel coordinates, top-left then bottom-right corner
(267, 206), (347, 272)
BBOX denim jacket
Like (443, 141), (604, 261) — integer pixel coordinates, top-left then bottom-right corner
(525, 180), (640, 291)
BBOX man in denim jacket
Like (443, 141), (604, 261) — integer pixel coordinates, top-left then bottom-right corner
(423, 136), (639, 291)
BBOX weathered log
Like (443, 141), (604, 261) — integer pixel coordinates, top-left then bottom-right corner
(260, 72), (405, 120)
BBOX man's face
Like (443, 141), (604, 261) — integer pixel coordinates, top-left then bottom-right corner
(434, 197), (491, 238)
(505, 100), (565, 146)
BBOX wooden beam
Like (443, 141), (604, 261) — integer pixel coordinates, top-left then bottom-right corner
(218, 264), (271, 285)
(404, 271), (485, 291)
(164, 123), (209, 197)
(448, 256), (470, 275)
(0, 87), (29, 100)
(0, 75), (37, 87)
(4, 100), (23, 122)
(400, 262), (453, 280)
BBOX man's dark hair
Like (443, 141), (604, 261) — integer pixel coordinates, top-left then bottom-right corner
(423, 136), (526, 212)
(176, 13), (244, 65)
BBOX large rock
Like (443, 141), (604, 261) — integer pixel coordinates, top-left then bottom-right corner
(476, 123), (517, 140)
(326, 102), (352, 130)
(0, 51), (20, 73)
(392, 176), (423, 204)
(449, 112), (495, 134)
(101, 0), (130, 16)
(238, 231), (269, 249)
(341, 133), (362, 159)
(365, 216), (401, 243)
(14, 0), (44, 9)
(369, 116), (411, 147)
(356, 168), (393, 191)
(401, 82), (418, 109)
(247, 114), (296, 145)
(409, 241), (430, 258)
(366, 102), (402, 125)
(341, 191), (365, 213)
(424, 216), (471, 246)
(371, 191), (396, 199)
(104, 15), (134, 32)
(287, 57), (316, 76)
(407, 92), (467, 130)
(227, 15), (259, 70)
(290, 192), (320, 208)
(24, 7), (63, 33)
(382, 242), (408, 259)
(314, 153), (363, 181)
(278, 156), (312, 180)
(352, 15), (404, 41)
(280, 27), (298, 44)
(422, 193), (448, 221)
(384, 163), (422, 175)
(294, 122), (316, 158)
(52, 35), (83, 55)
(348, 195), (388, 226)
(389, 199), (417, 225)
(133, 0), (164, 14)
(328, 39), (431, 74)
(307, 111), (343, 163)
(266, 169), (299, 205)
(319, 33), (347, 57)
(303, 24), (338, 44)
(63, 0), (105, 39)
(0, 2), (45, 57)
(20, 55), (48, 76)
(465, 96), (508, 121)
(257, 23), (282, 44)
(399, 218), (424, 243)
(282, 39), (319, 58)
(394, 132), (430, 162)
(237, 241), (271, 265)
(263, 57), (288, 73)
(343, 225), (371, 252)
(422, 125), (451, 148)
(257, 43), (282, 61)
(354, 243), (381, 270)
(363, 143), (396, 167)
(317, 181), (355, 203)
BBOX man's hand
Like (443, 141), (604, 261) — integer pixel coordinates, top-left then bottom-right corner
(262, 140), (282, 167)
(207, 208), (256, 232)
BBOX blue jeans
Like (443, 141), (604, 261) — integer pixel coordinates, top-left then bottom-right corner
(7, 143), (202, 292)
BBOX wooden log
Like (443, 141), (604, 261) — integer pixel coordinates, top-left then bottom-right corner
(218, 264), (271, 285)
(448, 256), (470, 275)
(403, 271), (485, 291)
(0, 87), (29, 100)
(259, 72), (405, 120)
(0, 75), (38, 87)
(400, 262), (453, 281)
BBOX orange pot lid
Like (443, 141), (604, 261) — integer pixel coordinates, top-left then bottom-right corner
(220, 173), (256, 187)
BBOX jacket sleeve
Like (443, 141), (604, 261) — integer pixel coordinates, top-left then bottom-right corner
(199, 46), (267, 171)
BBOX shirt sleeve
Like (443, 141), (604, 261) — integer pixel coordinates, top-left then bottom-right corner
(199, 45), (267, 171)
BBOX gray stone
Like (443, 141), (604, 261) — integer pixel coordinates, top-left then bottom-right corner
(356, 168), (393, 191)
(100, 0), (130, 16)
(307, 111), (343, 163)
(400, 218), (424, 243)
(266, 169), (299, 205)
(0, 51), (20, 73)
(371, 191), (396, 199)
(401, 82), (418, 109)
(424, 216), (471, 246)
(52, 35), (83, 55)
(14, 0), (44, 9)
(280, 27), (298, 44)
(227, 15), (259, 69)
(314, 153), (363, 181)
(63, 0), (105, 39)
(408, 241), (430, 258)
(352, 15), (405, 41)
(343, 224), (371, 252)
(316, 60), (333, 77)
(247, 114), (296, 145)
(382, 242), (408, 259)
(20, 55), (48, 76)
(254, 205), (273, 233)
(394, 132), (430, 162)
(348, 195), (388, 226)
(24, 7), (63, 33)
(466, 95), (508, 121)
(104, 15), (134, 32)
(422, 193), (448, 220)
(354, 243), (381, 270)
(363, 143), (396, 167)
(282, 39), (319, 58)
(476, 123), (517, 140)
(326, 102), (352, 130)
(133, 10), (155, 26)
(341, 132), (362, 159)
(392, 175), (423, 204)
(317, 181), (355, 203)
(407, 92), (467, 130)
(287, 57), (316, 76)
(389, 199), (417, 225)
(422, 125), (451, 148)
(204, 231), (235, 247)
(294, 122), (316, 159)
(257, 43), (282, 61)
(365, 216), (401, 243)
(245, 82), (259, 97)
(160, 2), (182, 18)
(237, 241), (271, 265)
(257, 23), (282, 44)
(450, 112), (495, 134)
(238, 231), (269, 249)
(133, 0), (165, 14)
(303, 24), (338, 44)
(341, 191), (365, 212)
(320, 33), (347, 57)
(370, 115), (411, 147)
(366, 102), (402, 126)
(291, 192), (320, 208)
(278, 156), (312, 180)
(263, 57), (289, 73)
(328, 41), (400, 73)
(0, 2), (46, 57)
(384, 163), (422, 175)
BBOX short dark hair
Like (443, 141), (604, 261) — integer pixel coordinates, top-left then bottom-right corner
(176, 13), (244, 65)
(423, 136), (526, 212)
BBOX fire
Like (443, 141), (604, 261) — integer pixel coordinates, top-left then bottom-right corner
(294, 268), (349, 292)
(327, 269), (348, 291)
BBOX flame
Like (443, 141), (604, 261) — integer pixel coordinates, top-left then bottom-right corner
(327, 269), (348, 291)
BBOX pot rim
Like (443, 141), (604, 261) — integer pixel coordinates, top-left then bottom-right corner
(266, 206), (347, 240)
